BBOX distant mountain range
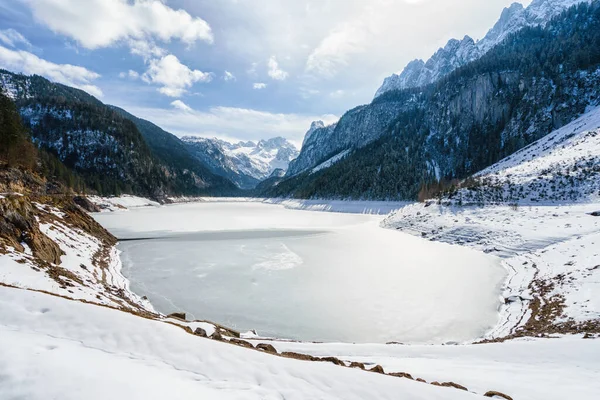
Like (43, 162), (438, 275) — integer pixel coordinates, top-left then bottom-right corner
(182, 137), (298, 189)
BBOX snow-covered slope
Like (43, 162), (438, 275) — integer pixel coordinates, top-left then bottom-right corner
(453, 106), (600, 204)
(183, 136), (299, 188)
(374, 0), (588, 98)
(382, 107), (600, 347)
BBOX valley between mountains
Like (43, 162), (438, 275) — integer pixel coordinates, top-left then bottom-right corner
(1, 1), (600, 399)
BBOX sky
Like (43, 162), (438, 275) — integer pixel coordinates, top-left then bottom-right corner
(0, 0), (531, 146)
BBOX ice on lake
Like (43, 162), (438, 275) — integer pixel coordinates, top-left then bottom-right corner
(94, 202), (505, 344)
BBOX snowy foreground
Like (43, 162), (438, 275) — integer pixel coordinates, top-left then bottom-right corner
(1, 189), (599, 398)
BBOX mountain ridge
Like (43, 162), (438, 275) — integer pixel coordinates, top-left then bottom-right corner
(183, 136), (298, 189)
(374, 0), (589, 98)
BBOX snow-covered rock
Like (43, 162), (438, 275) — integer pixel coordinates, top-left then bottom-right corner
(374, 0), (590, 98)
(183, 136), (299, 188)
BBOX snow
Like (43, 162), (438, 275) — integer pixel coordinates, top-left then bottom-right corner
(255, 335), (600, 400)
(374, 0), (589, 97)
(88, 195), (161, 212)
(95, 201), (505, 343)
(455, 106), (600, 204)
(0, 205), (152, 312)
(1, 190), (599, 399)
(0, 286), (480, 400)
(311, 149), (350, 174)
(183, 136), (299, 181)
(263, 198), (409, 215)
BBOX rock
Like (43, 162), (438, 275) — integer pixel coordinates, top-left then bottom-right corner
(229, 338), (254, 348)
(193, 327), (207, 337)
(256, 343), (278, 354)
(369, 365), (385, 374)
(589, 211), (600, 217)
(167, 312), (186, 321)
(319, 356), (345, 366)
(210, 330), (223, 341)
(349, 362), (365, 369)
(416, 378), (426, 383)
(484, 391), (513, 400)
(437, 382), (468, 391)
(389, 372), (414, 380)
(216, 326), (240, 338)
(282, 352), (317, 361)
(73, 196), (101, 212)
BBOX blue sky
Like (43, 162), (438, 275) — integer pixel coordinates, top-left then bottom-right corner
(0, 0), (529, 145)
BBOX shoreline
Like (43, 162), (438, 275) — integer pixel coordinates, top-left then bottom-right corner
(97, 196), (509, 345)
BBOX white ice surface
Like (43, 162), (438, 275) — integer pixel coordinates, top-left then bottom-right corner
(94, 201), (505, 344)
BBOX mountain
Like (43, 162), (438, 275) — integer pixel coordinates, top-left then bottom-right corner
(374, 0), (589, 98)
(0, 70), (237, 199)
(182, 136), (299, 189)
(446, 105), (600, 204)
(264, 2), (600, 200)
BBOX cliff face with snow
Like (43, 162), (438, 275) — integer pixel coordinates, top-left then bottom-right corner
(448, 106), (600, 205)
(290, 0), (589, 181)
(266, 2), (600, 200)
(183, 136), (299, 189)
(374, 0), (589, 98)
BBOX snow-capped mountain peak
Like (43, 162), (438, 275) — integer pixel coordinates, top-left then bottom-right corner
(374, 0), (589, 98)
(182, 136), (299, 188)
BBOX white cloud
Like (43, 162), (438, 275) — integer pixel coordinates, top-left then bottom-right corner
(170, 100), (192, 112)
(22, 0), (213, 50)
(329, 90), (345, 98)
(122, 104), (339, 146)
(223, 70), (236, 81)
(119, 70), (140, 79)
(305, 13), (375, 77)
(128, 39), (166, 61)
(0, 29), (32, 48)
(0, 45), (102, 97)
(253, 82), (267, 90)
(142, 54), (212, 97)
(267, 56), (288, 80)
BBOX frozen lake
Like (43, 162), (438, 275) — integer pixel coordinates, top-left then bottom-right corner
(94, 202), (505, 344)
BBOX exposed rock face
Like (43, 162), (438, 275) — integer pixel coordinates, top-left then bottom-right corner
(287, 101), (402, 176)
(0, 198), (64, 265)
(73, 196), (101, 213)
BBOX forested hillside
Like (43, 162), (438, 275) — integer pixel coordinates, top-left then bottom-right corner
(266, 2), (600, 200)
(0, 71), (237, 199)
